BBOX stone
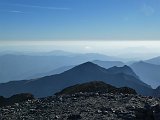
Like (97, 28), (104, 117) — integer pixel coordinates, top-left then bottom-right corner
(0, 92), (160, 120)
(67, 114), (82, 120)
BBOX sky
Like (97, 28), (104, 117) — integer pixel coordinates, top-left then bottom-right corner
(0, 0), (160, 41)
(1, 40), (160, 60)
(0, 0), (160, 59)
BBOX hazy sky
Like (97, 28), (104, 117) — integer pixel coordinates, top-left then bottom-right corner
(1, 0), (160, 59)
(0, 40), (160, 60)
(0, 0), (160, 41)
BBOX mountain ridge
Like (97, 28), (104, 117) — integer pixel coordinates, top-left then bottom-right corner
(146, 56), (160, 65)
(0, 53), (120, 82)
(0, 62), (152, 97)
(55, 81), (137, 95)
(130, 61), (160, 88)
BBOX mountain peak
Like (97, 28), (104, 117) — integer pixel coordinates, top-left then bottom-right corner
(55, 81), (137, 95)
(73, 62), (102, 70)
(79, 61), (97, 66)
(63, 61), (106, 75)
(107, 65), (139, 79)
(123, 65), (130, 68)
(0, 61), (151, 97)
(108, 65), (132, 71)
(137, 61), (147, 64)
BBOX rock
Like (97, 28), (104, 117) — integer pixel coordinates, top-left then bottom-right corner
(0, 93), (34, 107)
(135, 106), (154, 120)
(96, 109), (102, 114)
(55, 115), (60, 119)
(55, 81), (137, 95)
(152, 104), (160, 120)
(67, 114), (82, 120)
(0, 92), (160, 119)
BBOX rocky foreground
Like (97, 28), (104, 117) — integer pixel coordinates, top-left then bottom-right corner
(0, 92), (160, 120)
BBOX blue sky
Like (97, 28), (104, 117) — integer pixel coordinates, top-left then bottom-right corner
(0, 0), (160, 41)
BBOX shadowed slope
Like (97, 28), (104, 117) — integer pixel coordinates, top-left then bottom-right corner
(0, 62), (152, 97)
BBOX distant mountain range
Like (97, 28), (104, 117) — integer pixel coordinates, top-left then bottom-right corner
(0, 62), (152, 98)
(0, 50), (75, 56)
(0, 53), (120, 82)
(92, 60), (124, 68)
(29, 60), (124, 79)
(1, 51), (160, 98)
(92, 59), (160, 89)
(27, 65), (74, 79)
(130, 61), (160, 88)
(145, 56), (160, 65)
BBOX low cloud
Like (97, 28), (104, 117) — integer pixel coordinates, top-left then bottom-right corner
(13, 4), (71, 11)
(9, 10), (25, 14)
(85, 46), (92, 51)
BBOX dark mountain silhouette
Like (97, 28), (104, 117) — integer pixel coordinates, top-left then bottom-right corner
(0, 62), (152, 97)
(92, 60), (140, 80)
(153, 86), (160, 97)
(146, 56), (160, 65)
(0, 53), (119, 82)
(55, 81), (137, 95)
(92, 60), (124, 69)
(130, 61), (160, 88)
(27, 65), (74, 79)
(28, 60), (125, 79)
(107, 65), (139, 79)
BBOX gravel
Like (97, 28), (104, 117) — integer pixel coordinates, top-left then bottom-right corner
(0, 93), (160, 120)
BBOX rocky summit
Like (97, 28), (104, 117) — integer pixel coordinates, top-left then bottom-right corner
(0, 93), (34, 107)
(55, 81), (137, 95)
(0, 92), (160, 119)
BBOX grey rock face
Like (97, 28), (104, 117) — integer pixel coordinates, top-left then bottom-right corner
(0, 93), (160, 120)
